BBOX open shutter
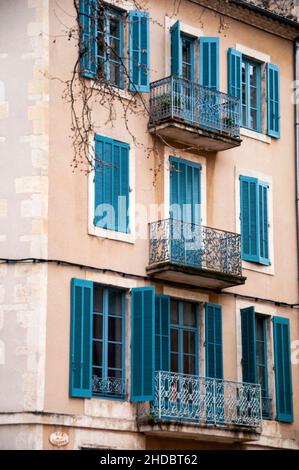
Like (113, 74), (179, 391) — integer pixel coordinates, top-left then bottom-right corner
(228, 48), (242, 102)
(200, 37), (219, 90)
(79, 0), (97, 78)
(258, 181), (270, 265)
(205, 304), (223, 379)
(170, 21), (182, 76)
(131, 287), (155, 402)
(240, 176), (259, 263)
(267, 63), (280, 138)
(241, 307), (257, 384)
(129, 11), (150, 92)
(155, 295), (170, 372)
(70, 278), (93, 398)
(273, 317), (293, 423)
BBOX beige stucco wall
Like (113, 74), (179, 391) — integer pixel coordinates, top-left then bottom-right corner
(0, 0), (298, 449)
(0, 0), (49, 434)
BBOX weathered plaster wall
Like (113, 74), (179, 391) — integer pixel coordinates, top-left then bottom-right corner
(0, 0), (49, 445)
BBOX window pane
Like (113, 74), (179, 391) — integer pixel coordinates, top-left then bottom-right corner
(92, 367), (102, 380)
(110, 62), (120, 86)
(183, 354), (195, 375)
(256, 317), (264, 341)
(94, 287), (103, 313)
(110, 17), (120, 39)
(183, 302), (196, 327)
(93, 314), (103, 340)
(250, 109), (257, 130)
(249, 64), (257, 87)
(108, 343), (122, 368)
(170, 300), (179, 324)
(108, 369), (122, 378)
(171, 329), (179, 352)
(183, 331), (195, 354)
(93, 341), (102, 367)
(108, 289), (122, 316)
(108, 316), (122, 342)
(171, 353), (179, 372)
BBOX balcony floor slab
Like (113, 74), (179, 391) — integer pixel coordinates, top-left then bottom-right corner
(147, 262), (247, 289)
(138, 421), (261, 443)
(148, 120), (242, 152)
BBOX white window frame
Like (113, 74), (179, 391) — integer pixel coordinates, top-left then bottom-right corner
(88, 134), (136, 244)
(235, 43), (272, 144)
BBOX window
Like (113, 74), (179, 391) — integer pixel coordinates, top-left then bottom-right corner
(170, 299), (198, 375)
(241, 58), (262, 132)
(255, 315), (270, 419)
(228, 48), (280, 138)
(98, 7), (124, 88)
(241, 308), (294, 422)
(240, 175), (270, 265)
(80, 1), (150, 92)
(170, 20), (219, 89)
(241, 308), (270, 419)
(70, 279), (125, 400)
(94, 134), (130, 233)
(181, 34), (195, 81)
(92, 286), (125, 399)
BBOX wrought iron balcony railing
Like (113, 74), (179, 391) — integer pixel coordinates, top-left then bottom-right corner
(149, 76), (240, 138)
(149, 219), (242, 277)
(92, 375), (126, 398)
(138, 371), (262, 429)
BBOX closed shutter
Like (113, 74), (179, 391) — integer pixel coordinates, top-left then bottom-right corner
(79, 0), (97, 78)
(240, 176), (259, 262)
(94, 135), (129, 233)
(155, 295), (170, 372)
(170, 21), (182, 77)
(200, 37), (219, 90)
(129, 11), (150, 92)
(241, 307), (257, 384)
(170, 157), (201, 224)
(131, 287), (155, 402)
(70, 278), (93, 398)
(267, 63), (280, 138)
(205, 304), (223, 379)
(273, 317), (293, 423)
(228, 48), (242, 101)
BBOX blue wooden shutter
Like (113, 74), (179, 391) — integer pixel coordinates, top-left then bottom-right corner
(94, 135), (130, 233)
(80, 0), (97, 78)
(228, 48), (242, 102)
(129, 11), (150, 92)
(155, 295), (170, 372)
(70, 278), (93, 398)
(205, 304), (223, 379)
(170, 157), (201, 224)
(258, 181), (270, 265)
(241, 307), (257, 384)
(170, 21), (182, 76)
(240, 176), (259, 262)
(200, 37), (219, 90)
(131, 287), (155, 402)
(273, 317), (293, 423)
(267, 63), (280, 138)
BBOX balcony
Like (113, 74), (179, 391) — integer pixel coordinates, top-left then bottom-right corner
(137, 371), (262, 442)
(147, 219), (246, 289)
(149, 76), (241, 152)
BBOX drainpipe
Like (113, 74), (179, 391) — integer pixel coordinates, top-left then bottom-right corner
(295, 39), (299, 280)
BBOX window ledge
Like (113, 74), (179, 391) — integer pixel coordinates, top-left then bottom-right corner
(240, 128), (271, 144)
(90, 81), (136, 103)
(242, 260), (274, 276)
(88, 224), (135, 244)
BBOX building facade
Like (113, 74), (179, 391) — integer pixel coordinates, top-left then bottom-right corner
(0, 0), (299, 450)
